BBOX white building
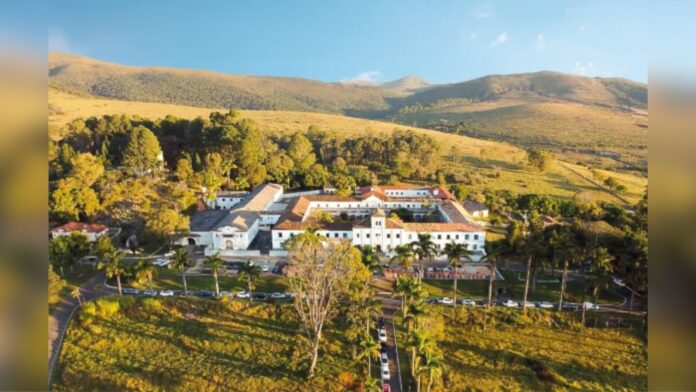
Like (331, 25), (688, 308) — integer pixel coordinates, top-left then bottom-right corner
(204, 190), (250, 210)
(272, 185), (487, 259)
(182, 184), (283, 255)
(51, 222), (109, 242)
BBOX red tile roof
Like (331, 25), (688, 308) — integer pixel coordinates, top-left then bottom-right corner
(51, 222), (108, 234)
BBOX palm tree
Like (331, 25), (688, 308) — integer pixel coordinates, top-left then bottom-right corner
(411, 234), (437, 282)
(362, 295), (382, 337)
(357, 335), (381, 377)
(521, 231), (542, 313)
(133, 259), (157, 291)
(393, 276), (413, 316)
(588, 247), (614, 327)
(421, 349), (444, 392)
(409, 329), (433, 381)
(98, 250), (128, 296)
(404, 297), (426, 334)
(363, 376), (381, 392)
(171, 248), (193, 296)
(357, 245), (380, 271)
(238, 260), (261, 302)
(390, 244), (414, 271)
(441, 242), (474, 308)
(70, 287), (82, 305)
(204, 253), (224, 297)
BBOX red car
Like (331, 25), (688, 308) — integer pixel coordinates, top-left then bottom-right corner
(383, 383), (390, 392)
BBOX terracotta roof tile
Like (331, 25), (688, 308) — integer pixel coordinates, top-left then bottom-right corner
(51, 222), (108, 234)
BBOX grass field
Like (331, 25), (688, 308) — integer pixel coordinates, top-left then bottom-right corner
(435, 307), (646, 391)
(395, 307), (646, 391)
(122, 269), (290, 294)
(49, 89), (647, 204)
(52, 296), (363, 391)
(421, 268), (625, 305)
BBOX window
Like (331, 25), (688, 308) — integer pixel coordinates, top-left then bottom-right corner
(474, 234), (479, 240)
(356, 233), (360, 238)
(291, 233), (295, 237)
(386, 233), (391, 239)
(473, 244), (478, 250)
(343, 233), (348, 238)
(465, 234), (470, 240)
(396, 233), (400, 239)
(446, 234), (451, 240)
(366, 233), (371, 238)
(334, 233), (339, 238)
(278, 232), (283, 238)
(375, 220), (382, 227)
(455, 234), (459, 240)
(437, 234), (442, 240)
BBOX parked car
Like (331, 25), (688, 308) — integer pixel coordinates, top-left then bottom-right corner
(380, 346), (388, 355)
(123, 288), (140, 295)
(261, 265), (270, 272)
(219, 291), (232, 297)
(538, 301), (554, 309)
(159, 290), (174, 297)
(143, 289), (158, 297)
(562, 303), (578, 311)
(612, 277), (625, 287)
(196, 290), (214, 298)
(460, 299), (476, 306)
(380, 351), (388, 365)
(270, 292), (285, 299)
(378, 329), (387, 343)
(377, 317), (385, 328)
(252, 293), (268, 300)
(79, 256), (98, 265)
(582, 302), (599, 310)
(383, 383), (390, 392)
(153, 258), (172, 267)
(236, 290), (250, 299)
(503, 300), (519, 308)
(381, 364), (390, 381)
(522, 301), (536, 308)
(438, 297), (454, 305)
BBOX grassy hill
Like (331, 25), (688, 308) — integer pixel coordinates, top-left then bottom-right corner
(49, 88), (647, 204)
(49, 53), (648, 172)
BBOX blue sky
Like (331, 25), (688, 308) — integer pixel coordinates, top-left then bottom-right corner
(30, 1), (693, 84)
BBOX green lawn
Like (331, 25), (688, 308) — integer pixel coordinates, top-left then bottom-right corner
(421, 269), (624, 305)
(434, 307), (647, 391)
(52, 296), (365, 391)
(119, 269), (290, 293)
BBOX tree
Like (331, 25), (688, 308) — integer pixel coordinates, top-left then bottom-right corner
(92, 235), (115, 260)
(422, 349), (444, 392)
(98, 250), (128, 296)
(404, 297), (426, 335)
(411, 234), (437, 282)
(238, 260), (261, 302)
(441, 242), (474, 308)
(202, 152), (225, 196)
(175, 156), (194, 185)
(70, 287), (82, 305)
(146, 207), (189, 249)
(357, 335), (380, 377)
(69, 153), (104, 188)
(286, 232), (363, 378)
(588, 247), (614, 326)
(408, 329), (433, 383)
(204, 253), (224, 297)
(48, 265), (66, 305)
(49, 236), (72, 276)
(390, 244), (414, 271)
(357, 245), (380, 271)
(287, 132), (316, 172)
(122, 125), (162, 176)
(133, 259), (157, 290)
(171, 248), (193, 295)
(236, 121), (267, 187)
(527, 148), (553, 172)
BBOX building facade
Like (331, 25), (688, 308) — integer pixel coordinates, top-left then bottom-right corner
(51, 222), (109, 242)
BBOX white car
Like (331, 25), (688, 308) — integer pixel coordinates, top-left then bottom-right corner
(582, 301), (599, 310)
(270, 292), (285, 299)
(159, 290), (174, 297)
(612, 277), (625, 287)
(439, 297), (454, 305)
(522, 302), (536, 308)
(261, 265), (270, 272)
(236, 291), (250, 299)
(538, 301), (554, 309)
(153, 258), (172, 267)
(381, 364), (391, 381)
(143, 289), (158, 297)
(503, 300), (519, 308)
(380, 351), (388, 365)
(460, 299), (476, 306)
(378, 329), (387, 343)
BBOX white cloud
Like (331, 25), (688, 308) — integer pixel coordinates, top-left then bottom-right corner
(490, 33), (508, 46)
(49, 29), (73, 52)
(472, 4), (495, 19)
(572, 61), (597, 76)
(536, 33), (545, 49)
(341, 70), (382, 85)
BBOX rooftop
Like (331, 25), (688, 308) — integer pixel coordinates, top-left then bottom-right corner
(51, 222), (108, 234)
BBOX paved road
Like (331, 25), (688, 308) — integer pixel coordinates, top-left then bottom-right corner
(373, 277), (403, 392)
(48, 272), (113, 386)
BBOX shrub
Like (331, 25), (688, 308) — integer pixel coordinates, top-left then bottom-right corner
(95, 298), (120, 318)
(142, 297), (162, 313)
(82, 302), (97, 317)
